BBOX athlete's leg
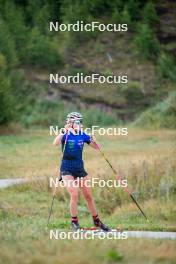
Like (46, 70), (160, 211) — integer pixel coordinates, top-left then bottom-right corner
(79, 175), (111, 231)
(79, 175), (97, 216)
(63, 175), (79, 217)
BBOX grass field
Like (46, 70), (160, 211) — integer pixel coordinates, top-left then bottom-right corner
(0, 127), (176, 263)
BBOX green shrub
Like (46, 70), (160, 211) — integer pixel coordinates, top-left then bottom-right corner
(0, 19), (18, 68)
(0, 72), (15, 125)
(31, 4), (50, 34)
(24, 28), (63, 70)
(61, 0), (112, 20)
(2, 1), (28, 60)
(119, 82), (145, 106)
(142, 1), (158, 26)
(61, 2), (99, 48)
(125, 0), (140, 21)
(0, 54), (7, 71)
(20, 98), (120, 128)
(121, 6), (132, 25)
(106, 250), (123, 261)
(21, 100), (61, 127)
(133, 91), (176, 129)
(157, 53), (176, 83)
(0, 69), (35, 125)
(134, 23), (160, 59)
(67, 66), (88, 76)
(82, 108), (120, 127)
(10, 70), (32, 115)
(111, 8), (121, 23)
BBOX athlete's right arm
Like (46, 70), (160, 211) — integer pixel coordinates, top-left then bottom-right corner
(53, 133), (64, 146)
(53, 123), (71, 146)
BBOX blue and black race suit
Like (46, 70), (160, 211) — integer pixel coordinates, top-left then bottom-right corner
(60, 131), (91, 178)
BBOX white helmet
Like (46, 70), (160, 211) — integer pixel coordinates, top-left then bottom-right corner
(66, 112), (83, 124)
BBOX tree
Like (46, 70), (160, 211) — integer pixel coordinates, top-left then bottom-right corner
(134, 23), (160, 59)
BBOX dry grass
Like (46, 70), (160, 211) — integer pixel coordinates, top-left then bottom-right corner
(0, 128), (176, 263)
(0, 127), (175, 178)
(0, 127), (175, 207)
(0, 231), (176, 264)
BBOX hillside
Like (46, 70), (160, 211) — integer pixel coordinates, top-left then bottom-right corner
(24, 0), (176, 122)
(31, 31), (157, 121)
(0, 0), (176, 126)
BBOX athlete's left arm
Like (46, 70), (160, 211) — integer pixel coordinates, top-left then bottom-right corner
(89, 135), (99, 149)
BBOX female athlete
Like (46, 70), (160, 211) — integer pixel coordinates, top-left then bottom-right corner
(53, 112), (110, 231)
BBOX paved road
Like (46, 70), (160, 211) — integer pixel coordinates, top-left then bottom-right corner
(0, 178), (29, 188)
(54, 229), (176, 239)
(126, 230), (176, 239)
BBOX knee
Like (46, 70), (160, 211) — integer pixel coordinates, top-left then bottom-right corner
(84, 193), (93, 203)
(70, 190), (78, 201)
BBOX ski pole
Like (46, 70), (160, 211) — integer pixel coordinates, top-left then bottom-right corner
(94, 141), (148, 220)
(47, 131), (69, 225)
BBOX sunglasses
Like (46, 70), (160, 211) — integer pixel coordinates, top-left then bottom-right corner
(73, 120), (83, 124)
